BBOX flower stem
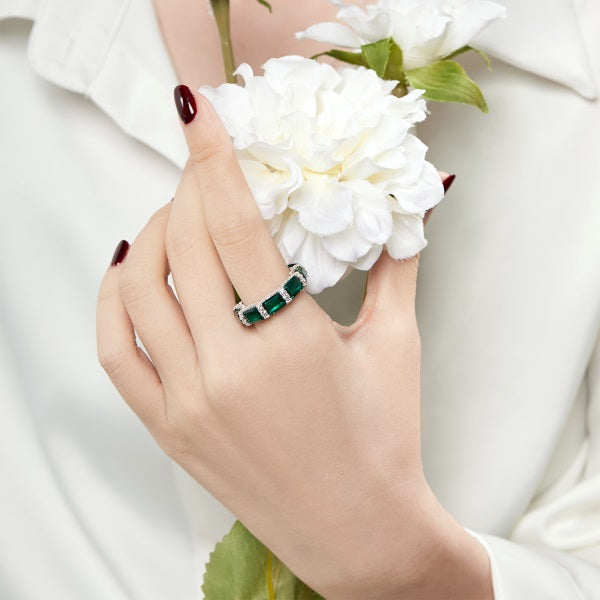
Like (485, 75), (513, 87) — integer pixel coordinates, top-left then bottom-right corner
(393, 81), (408, 97)
(210, 0), (237, 83)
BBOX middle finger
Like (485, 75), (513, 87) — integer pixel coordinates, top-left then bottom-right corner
(119, 203), (198, 388)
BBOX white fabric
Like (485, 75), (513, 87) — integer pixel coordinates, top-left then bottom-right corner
(0, 0), (599, 598)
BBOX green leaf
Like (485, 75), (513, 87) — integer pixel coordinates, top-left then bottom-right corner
(203, 520), (325, 600)
(405, 60), (489, 112)
(384, 39), (404, 81)
(311, 49), (367, 67)
(361, 38), (393, 78)
(255, 0), (272, 11)
(443, 45), (492, 70)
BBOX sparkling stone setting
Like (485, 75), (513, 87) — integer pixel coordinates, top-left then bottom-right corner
(233, 263), (308, 327)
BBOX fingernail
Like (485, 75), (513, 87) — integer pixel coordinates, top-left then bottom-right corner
(443, 174), (456, 193)
(110, 240), (130, 266)
(174, 84), (197, 124)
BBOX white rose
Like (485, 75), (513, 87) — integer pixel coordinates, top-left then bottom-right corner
(199, 56), (443, 293)
(297, 0), (506, 70)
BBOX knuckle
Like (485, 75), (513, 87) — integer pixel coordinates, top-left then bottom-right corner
(157, 402), (210, 460)
(98, 347), (129, 379)
(189, 130), (234, 169)
(147, 203), (171, 227)
(97, 281), (116, 305)
(209, 212), (259, 252)
(118, 270), (153, 306)
(165, 224), (196, 261)
(203, 367), (245, 408)
(157, 425), (193, 460)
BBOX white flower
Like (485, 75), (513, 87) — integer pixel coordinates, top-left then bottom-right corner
(199, 56), (443, 293)
(296, 0), (506, 70)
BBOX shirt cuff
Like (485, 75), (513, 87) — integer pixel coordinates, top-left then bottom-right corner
(464, 528), (600, 599)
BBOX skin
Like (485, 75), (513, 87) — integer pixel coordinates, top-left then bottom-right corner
(96, 2), (495, 598)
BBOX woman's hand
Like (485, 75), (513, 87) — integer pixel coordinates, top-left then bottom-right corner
(96, 87), (492, 599)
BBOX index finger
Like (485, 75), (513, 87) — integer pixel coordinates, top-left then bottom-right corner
(173, 84), (295, 311)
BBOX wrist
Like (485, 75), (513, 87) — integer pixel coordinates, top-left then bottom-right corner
(401, 489), (495, 600)
(323, 482), (494, 600)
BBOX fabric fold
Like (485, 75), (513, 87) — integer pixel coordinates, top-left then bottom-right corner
(9, 0), (187, 168)
(473, 0), (597, 99)
(466, 528), (600, 598)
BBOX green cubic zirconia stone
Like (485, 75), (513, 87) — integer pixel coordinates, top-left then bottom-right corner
(284, 275), (304, 298)
(243, 307), (264, 323)
(263, 293), (286, 315)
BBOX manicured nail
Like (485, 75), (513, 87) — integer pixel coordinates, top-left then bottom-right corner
(443, 174), (456, 193)
(174, 84), (197, 124)
(111, 240), (130, 266)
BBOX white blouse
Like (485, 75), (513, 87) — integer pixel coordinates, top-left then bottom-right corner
(0, 0), (599, 598)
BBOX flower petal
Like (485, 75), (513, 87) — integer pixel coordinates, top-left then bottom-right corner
(295, 22), (362, 48)
(390, 160), (444, 214)
(439, 1), (507, 57)
(386, 213), (427, 260)
(290, 233), (349, 294)
(322, 226), (374, 262)
(273, 211), (307, 258)
(239, 158), (302, 219)
(354, 243), (383, 271)
(198, 83), (252, 138)
(336, 4), (392, 43)
(289, 179), (354, 236)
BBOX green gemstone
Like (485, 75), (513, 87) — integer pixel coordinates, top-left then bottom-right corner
(284, 275), (304, 298)
(263, 293), (286, 315)
(243, 307), (263, 323)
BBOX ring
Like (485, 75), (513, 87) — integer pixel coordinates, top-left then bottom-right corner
(233, 263), (308, 326)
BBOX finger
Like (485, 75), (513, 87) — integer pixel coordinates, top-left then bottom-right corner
(362, 250), (421, 325)
(361, 172), (456, 326)
(118, 204), (199, 388)
(167, 161), (239, 343)
(173, 84), (294, 306)
(97, 242), (166, 429)
(424, 173), (455, 226)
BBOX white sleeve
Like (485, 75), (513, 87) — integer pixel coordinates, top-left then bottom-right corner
(464, 335), (600, 599)
(466, 528), (600, 598)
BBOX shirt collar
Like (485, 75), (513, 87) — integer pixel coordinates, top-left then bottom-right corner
(7, 0), (188, 168)
(474, 0), (597, 100)
(2, 0), (596, 171)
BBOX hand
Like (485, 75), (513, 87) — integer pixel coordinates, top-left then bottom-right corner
(96, 88), (491, 599)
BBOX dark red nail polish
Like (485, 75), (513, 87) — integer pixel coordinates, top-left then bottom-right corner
(174, 85), (197, 124)
(111, 240), (130, 266)
(443, 174), (456, 193)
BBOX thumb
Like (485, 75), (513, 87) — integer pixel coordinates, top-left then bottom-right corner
(359, 251), (420, 329)
(358, 172), (456, 325)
